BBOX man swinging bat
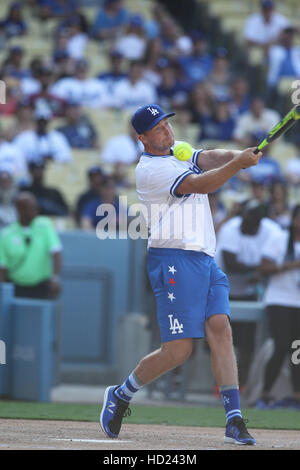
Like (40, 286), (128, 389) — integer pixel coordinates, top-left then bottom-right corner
(100, 103), (300, 445)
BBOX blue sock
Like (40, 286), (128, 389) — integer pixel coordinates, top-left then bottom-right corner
(220, 386), (242, 423)
(114, 372), (144, 402)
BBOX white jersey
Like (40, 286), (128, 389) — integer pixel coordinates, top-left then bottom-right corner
(135, 142), (216, 256)
(261, 228), (300, 308)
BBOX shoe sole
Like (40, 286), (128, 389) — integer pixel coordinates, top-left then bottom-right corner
(100, 386), (117, 439)
(224, 436), (256, 445)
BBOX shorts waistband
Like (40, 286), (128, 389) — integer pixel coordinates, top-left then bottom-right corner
(148, 247), (212, 259)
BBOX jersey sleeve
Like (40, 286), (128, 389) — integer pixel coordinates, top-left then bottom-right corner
(148, 158), (194, 200)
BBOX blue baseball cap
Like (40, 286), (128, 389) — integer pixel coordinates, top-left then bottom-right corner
(131, 104), (175, 134)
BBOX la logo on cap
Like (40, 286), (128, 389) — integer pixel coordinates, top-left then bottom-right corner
(147, 106), (159, 116)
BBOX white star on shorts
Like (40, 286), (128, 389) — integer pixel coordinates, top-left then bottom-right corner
(167, 292), (176, 302)
(168, 265), (177, 275)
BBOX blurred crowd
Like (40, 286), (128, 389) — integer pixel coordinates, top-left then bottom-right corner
(0, 0), (299, 232)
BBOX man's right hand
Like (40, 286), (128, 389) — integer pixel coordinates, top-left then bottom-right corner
(234, 147), (263, 169)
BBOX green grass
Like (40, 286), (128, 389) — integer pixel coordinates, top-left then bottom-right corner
(0, 400), (299, 430)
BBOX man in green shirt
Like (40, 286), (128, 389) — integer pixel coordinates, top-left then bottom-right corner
(0, 192), (62, 299)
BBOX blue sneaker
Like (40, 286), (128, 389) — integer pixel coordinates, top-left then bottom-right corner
(272, 397), (300, 410)
(255, 398), (275, 410)
(224, 417), (256, 445)
(100, 385), (131, 438)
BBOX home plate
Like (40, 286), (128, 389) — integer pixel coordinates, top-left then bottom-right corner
(52, 438), (129, 444)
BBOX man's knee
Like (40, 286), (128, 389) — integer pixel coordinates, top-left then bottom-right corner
(162, 338), (193, 368)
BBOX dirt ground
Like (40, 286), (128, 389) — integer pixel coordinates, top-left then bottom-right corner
(0, 419), (299, 451)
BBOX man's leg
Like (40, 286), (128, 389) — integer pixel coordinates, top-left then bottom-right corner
(205, 314), (256, 445)
(205, 314), (238, 387)
(100, 338), (193, 437)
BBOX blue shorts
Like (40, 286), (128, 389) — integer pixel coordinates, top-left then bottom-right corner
(147, 247), (231, 343)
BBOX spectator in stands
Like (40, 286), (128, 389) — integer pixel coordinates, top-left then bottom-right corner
(267, 179), (291, 229)
(114, 13), (147, 61)
(157, 14), (192, 60)
(97, 49), (127, 95)
(57, 102), (99, 150)
(143, 38), (165, 87)
(0, 128), (28, 184)
(51, 58), (112, 108)
(156, 58), (190, 111)
(215, 201), (282, 387)
(100, 122), (143, 165)
(238, 131), (282, 186)
(113, 60), (157, 111)
(0, 192), (62, 299)
(228, 76), (251, 120)
(1, 45), (27, 79)
(0, 170), (18, 230)
(20, 161), (69, 217)
(52, 49), (73, 80)
(208, 190), (228, 234)
(188, 81), (213, 124)
(206, 48), (232, 102)
(37, 0), (77, 21)
(112, 163), (133, 191)
(256, 204), (300, 410)
(80, 174), (121, 231)
(75, 166), (104, 225)
(90, 0), (130, 42)
(197, 98), (235, 142)
(13, 107), (72, 165)
(7, 99), (34, 139)
(177, 31), (213, 85)
(62, 16), (88, 61)
(233, 96), (280, 147)
(144, 3), (163, 40)
(267, 26), (300, 90)
(52, 28), (71, 65)
(57, 10), (89, 36)
(20, 57), (43, 97)
(0, 2), (27, 39)
(250, 179), (269, 206)
(29, 64), (67, 117)
(244, 0), (290, 52)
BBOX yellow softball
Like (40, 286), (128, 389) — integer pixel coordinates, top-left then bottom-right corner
(173, 142), (193, 161)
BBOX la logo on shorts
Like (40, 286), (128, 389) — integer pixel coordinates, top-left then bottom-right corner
(168, 314), (183, 334)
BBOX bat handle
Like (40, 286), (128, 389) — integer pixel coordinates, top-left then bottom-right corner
(253, 148), (260, 155)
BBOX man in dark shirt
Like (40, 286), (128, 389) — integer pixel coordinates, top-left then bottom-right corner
(20, 162), (69, 217)
(75, 166), (104, 225)
(56, 102), (99, 149)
